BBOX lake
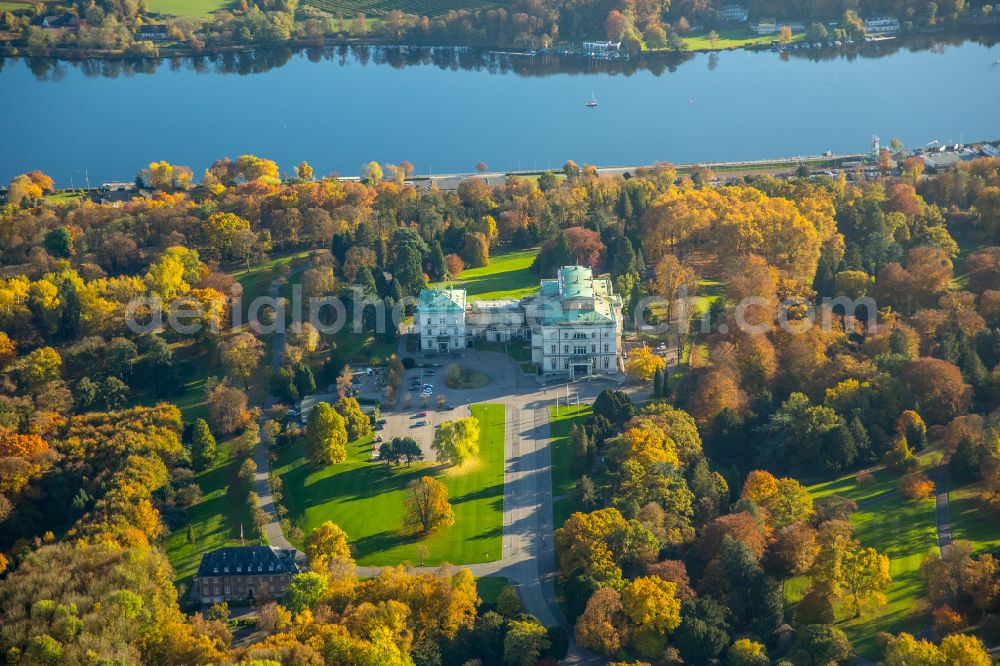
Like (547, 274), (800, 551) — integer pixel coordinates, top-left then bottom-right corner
(3, 37), (1000, 186)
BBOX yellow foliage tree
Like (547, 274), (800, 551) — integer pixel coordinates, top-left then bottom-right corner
(625, 346), (666, 381)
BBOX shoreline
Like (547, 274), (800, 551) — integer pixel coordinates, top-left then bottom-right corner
(2, 20), (997, 64)
(20, 146), (998, 195)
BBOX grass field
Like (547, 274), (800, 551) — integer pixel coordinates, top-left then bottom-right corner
(950, 483), (1000, 554)
(476, 576), (508, 604)
(165, 439), (257, 587)
(678, 27), (806, 51)
(791, 463), (939, 658)
(236, 250), (311, 323)
(844, 491), (937, 654)
(432, 248), (539, 301)
(146, 0), (234, 16)
(275, 403), (505, 565)
(549, 404), (591, 529)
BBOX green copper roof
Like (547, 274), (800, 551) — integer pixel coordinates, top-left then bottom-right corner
(417, 287), (466, 312)
(532, 266), (620, 325)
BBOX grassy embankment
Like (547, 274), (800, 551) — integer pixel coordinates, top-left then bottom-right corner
(785, 453), (940, 659)
(678, 27), (807, 51)
(274, 403), (505, 565)
(431, 247), (539, 301)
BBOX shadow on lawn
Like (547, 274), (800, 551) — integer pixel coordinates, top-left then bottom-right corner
(449, 482), (502, 506)
(351, 529), (425, 560)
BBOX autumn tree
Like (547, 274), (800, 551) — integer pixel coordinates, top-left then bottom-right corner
(652, 253), (697, 325)
(305, 520), (352, 570)
(727, 638), (769, 666)
(220, 332), (264, 388)
(503, 619), (550, 666)
(841, 546), (892, 616)
(605, 9), (628, 40)
(431, 416), (480, 465)
(621, 575), (681, 658)
(304, 402), (348, 466)
(574, 587), (627, 655)
(207, 381), (249, 435)
(285, 572), (328, 613)
(883, 632), (991, 666)
(902, 357), (972, 424)
(404, 476), (455, 534)
(625, 346), (666, 380)
(741, 470), (814, 529)
(335, 395), (372, 441)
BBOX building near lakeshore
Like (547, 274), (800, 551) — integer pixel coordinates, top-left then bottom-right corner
(194, 546), (298, 605)
(719, 4), (749, 22)
(864, 16), (900, 34)
(416, 265), (624, 377)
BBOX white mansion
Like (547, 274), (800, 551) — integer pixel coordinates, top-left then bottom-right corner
(416, 265), (624, 378)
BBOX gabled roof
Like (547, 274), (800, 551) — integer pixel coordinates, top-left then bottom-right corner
(195, 546), (298, 578)
(417, 287), (466, 312)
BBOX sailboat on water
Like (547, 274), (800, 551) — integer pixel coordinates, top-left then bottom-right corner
(586, 92), (598, 108)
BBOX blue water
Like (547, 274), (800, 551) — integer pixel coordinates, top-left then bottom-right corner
(2, 41), (999, 185)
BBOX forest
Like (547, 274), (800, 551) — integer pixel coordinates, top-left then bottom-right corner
(1, 150), (1000, 664)
(1, 0), (989, 57)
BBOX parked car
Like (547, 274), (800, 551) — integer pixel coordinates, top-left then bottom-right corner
(417, 412), (427, 417)
(414, 420), (426, 427)
(375, 423), (384, 431)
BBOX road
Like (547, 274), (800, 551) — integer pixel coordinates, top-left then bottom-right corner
(252, 275), (300, 554)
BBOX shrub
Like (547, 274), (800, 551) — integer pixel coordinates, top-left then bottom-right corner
(899, 473), (935, 501)
(932, 604), (965, 638)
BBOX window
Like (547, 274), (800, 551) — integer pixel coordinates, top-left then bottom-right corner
(604, 344), (609, 353)
(591, 332), (596, 339)
(439, 317), (445, 324)
(550, 359), (556, 369)
(550, 345), (556, 354)
(573, 332), (586, 339)
(563, 346), (569, 354)
(604, 357), (609, 368)
(591, 345), (596, 353)
(424, 317), (430, 325)
(574, 346), (586, 355)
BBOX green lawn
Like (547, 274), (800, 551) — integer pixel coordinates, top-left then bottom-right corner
(432, 248), (539, 301)
(275, 403), (505, 565)
(165, 439), (257, 588)
(806, 466), (900, 505)
(549, 404), (591, 529)
(678, 27), (806, 51)
(235, 250), (311, 323)
(146, 0), (235, 16)
(843, 492), (937, 655)
(476, 576), (509, 605)
(794, 464), (939, 658)
(950, 483), (1000, 554)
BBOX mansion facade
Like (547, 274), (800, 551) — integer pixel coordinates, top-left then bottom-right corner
(417, 266), (624, 378)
